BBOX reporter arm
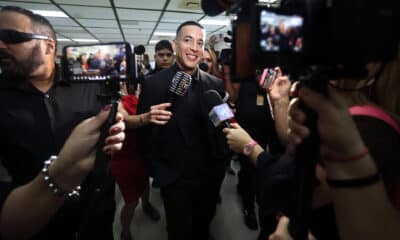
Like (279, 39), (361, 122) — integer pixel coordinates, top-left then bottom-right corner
(272, 99), (289, 145)
(268, 67), (291, 145)
(0, 109), (125, 239)
(289, 85), (400, 240)
(325, 155), (400, 240)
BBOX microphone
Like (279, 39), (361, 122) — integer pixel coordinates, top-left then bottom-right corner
(204, 89), (234, 128)
(169, 71), (192, 98)
(199, 62), (209, 72)
(134, 45), (146, 55)
(201, 0), (237, 16)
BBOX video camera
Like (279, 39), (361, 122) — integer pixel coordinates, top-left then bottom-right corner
(207, 0), (398, 81)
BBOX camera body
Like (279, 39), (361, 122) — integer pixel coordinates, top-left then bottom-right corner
(230, 0), (398, 81)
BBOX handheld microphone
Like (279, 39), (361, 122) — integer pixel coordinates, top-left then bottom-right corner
(199, 62), (209, 72)
(204, 89), (234, 128)
(201, 0), (237, 16)
(134, 45), (146, 55)
(169, 71), (192, 98)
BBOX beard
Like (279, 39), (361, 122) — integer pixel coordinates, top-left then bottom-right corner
(0, 42), (44, 85)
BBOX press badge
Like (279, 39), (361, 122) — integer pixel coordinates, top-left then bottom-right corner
(256, 94), (264, 106)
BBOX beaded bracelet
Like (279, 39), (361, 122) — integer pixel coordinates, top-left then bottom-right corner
(41, 155), (81, 198)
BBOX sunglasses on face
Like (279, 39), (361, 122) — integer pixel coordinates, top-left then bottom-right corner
(0, 29), (53, 44)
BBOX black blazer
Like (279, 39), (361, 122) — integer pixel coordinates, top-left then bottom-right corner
(137, 65), (230, 186)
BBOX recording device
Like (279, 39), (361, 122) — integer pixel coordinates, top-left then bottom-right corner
(259, 67), (277, 88)
(61, 42), (135, 83)
(61, 42), (137, 174)
(199, 62), (209, 72)
(169, 71), (192, 97)
(204, 89), (234, 128)
(212, 0), (399, 80)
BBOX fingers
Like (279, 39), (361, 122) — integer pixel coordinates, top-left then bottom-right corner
(82, 107), (111, 133)
(269, 216), (292, 240)
(103, 128), (125, 154)
(274, 66), (283, 77)
(288, 98), (310, 145)
(151, 102), (172, 110)
(149, 108), (172, 125)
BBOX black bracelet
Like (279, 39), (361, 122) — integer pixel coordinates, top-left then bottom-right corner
(327, 173), (381, 188)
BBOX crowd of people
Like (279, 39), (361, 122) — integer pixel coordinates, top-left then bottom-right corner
(1, 4), (399, 240)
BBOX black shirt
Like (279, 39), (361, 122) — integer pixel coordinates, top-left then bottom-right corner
(137, 64), (229, 187)
(0, 79), (115, 239)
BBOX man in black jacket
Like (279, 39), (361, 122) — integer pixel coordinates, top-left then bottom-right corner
(137, 21), (230, 240)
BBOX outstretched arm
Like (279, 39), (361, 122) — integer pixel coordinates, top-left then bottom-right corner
(0, 109), (125, 240)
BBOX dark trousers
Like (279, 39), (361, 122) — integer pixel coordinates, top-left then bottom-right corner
(161, 178), (223, 240)
(237, 153), (256, 211)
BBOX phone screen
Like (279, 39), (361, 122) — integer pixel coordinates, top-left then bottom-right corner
(62, 42), (133, 82)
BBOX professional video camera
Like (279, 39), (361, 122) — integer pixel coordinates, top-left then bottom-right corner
(204, 0), (398, 82)
(202, 0), (398, 239)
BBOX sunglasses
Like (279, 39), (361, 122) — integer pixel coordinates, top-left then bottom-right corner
(0, 29), (53, 44)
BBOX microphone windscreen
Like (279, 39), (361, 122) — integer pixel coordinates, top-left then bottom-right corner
(204, 89), (224, 112)
(223, 37), (232, 43)
(169, 71), (192, 96)
(201, 0), (224, 16)
(134, 45), (146, 55)
(199, 62), (209, 72)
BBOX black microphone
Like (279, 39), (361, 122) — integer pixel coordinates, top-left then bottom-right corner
(223, 36), (232, 43)
(201, 0), (237, 16)
(204, 89), (234, 128)
(134, 45), (146, 55)
(169, 71), (192, 98)
(199, 62), (209, 72)
(201, 0), (225, 16)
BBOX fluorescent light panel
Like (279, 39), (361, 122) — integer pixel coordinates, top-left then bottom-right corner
(149, 40), (159, 44)
(57, 38), (72, 42)
(32, 10), (68, 18)
(154, 32), (176, 37)
(199, 19), (230, 26)
(72, 39), (99, 42)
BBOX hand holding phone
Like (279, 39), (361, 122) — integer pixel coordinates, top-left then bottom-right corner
(259, 68), (277, 89)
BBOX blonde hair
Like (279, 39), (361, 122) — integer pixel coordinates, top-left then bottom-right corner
(204, 48), (220, 76)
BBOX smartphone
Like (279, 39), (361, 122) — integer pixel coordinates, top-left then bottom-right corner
(61, 42), (135, 82)
(259, 67), (277, 89)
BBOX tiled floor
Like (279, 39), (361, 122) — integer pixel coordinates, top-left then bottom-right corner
(113, 172), (260, 240)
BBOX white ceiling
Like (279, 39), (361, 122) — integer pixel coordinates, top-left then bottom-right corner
(0, 0), (231, 54)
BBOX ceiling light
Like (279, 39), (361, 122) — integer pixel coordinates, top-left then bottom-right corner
(149, 40), (159, 45)
(32, 10), (68, 18)
(72, 39), (99, 42)
(154, 32), (176, 37)
(199, 19), (230, 26)
(57, 38), (72, 42)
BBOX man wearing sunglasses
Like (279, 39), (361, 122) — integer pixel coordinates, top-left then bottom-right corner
(0, 6), (116, 240)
